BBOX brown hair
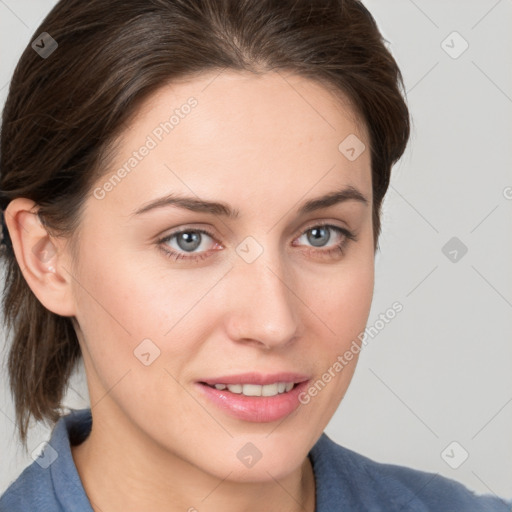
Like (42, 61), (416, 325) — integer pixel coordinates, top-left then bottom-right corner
(0, 0), (410, 446)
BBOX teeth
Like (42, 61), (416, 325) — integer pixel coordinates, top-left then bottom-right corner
(209, 382), (296, 397)
(227, 384), (243, 394)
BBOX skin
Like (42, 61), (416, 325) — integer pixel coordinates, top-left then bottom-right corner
(7, 70), (374, 512)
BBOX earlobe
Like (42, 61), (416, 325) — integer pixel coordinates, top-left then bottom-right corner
(4, 198), (77, 317)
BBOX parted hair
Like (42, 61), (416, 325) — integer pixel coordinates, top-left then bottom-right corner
(0, 0), (410, 446)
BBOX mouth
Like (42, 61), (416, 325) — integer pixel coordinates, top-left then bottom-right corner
(195, 373), (311, 423)
(199, 381), (301, 397)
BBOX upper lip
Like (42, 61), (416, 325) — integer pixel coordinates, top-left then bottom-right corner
(199, 372), (310, 386)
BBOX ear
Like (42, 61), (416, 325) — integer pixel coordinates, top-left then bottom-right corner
(4, 198), (77, 317)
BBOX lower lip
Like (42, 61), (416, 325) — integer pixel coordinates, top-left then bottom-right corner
(196, 381), (310, 423)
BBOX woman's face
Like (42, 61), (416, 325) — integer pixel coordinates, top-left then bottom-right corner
(68, 70), (374, 481)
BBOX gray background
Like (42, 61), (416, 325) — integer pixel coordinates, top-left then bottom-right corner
(1, 0), (511, 500)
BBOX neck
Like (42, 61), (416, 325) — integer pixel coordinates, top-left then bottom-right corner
(71, 407), (316, 512)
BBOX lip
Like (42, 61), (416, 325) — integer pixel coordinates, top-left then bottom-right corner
(199, 372), (310, 386)
(195, 376), (311, 423)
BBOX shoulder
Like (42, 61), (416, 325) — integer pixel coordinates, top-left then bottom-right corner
(0, 408), (93, 512)
(0, 460), (59, 512)
(310, 432), (512, 511)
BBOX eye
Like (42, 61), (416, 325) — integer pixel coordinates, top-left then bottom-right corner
(157, 223), (357, 263)
(292, 222), (357, 259)
(157, 228), (220, 262)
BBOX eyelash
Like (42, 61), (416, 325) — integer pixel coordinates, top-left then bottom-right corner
(157, 223), (358, 263)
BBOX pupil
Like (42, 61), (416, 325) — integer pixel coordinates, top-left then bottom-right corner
(308, 227), (330, 247)
(178, 231), (201, 251)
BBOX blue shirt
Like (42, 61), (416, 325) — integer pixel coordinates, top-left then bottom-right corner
(0, 408), (510, 511)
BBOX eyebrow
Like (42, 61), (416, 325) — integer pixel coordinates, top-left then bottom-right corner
(132, 185), (369, 219)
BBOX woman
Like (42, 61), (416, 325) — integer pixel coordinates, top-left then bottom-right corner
(0, 0), (510, 510)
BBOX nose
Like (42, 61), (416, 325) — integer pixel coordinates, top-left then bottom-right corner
(223, 244), (302, 350)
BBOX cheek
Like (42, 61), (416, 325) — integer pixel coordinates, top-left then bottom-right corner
(70, 244), (220, 376)
(306, 250), (374, 388)
(314, 254), (375, 343)
(69, 246), (164, 384)
(297, 262), (374, 425)
(72, 243), (172, 341)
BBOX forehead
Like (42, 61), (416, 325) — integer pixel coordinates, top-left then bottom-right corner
(138, 69), (369, 149)
(94, 70), (372, 217)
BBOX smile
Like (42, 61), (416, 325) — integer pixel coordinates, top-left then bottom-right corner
(203, 382), (296, 397)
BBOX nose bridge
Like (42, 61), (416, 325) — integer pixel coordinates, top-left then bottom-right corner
(226, 235), (300, 347)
